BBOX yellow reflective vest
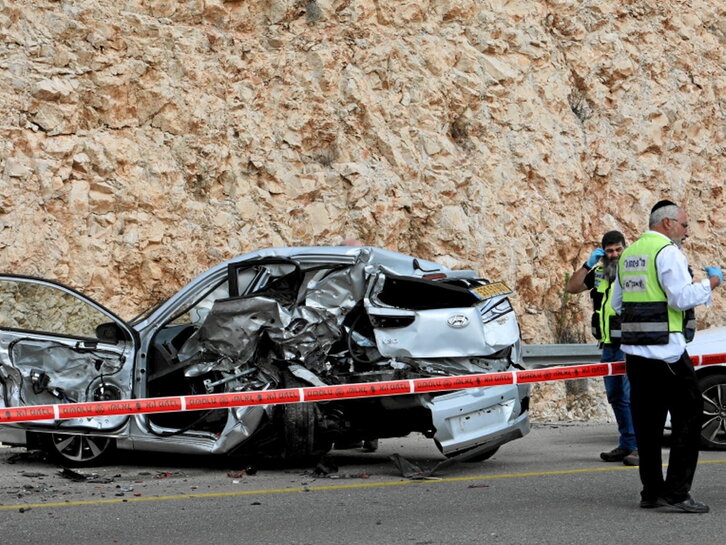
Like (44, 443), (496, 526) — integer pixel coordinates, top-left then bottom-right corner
(590, 264), (621, 345)
(618, 232), (695, 344)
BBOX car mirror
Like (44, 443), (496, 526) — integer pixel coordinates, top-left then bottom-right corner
(95, 322), (124, 343)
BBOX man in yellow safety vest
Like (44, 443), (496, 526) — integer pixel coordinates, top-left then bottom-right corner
(612, 199), (722, 513)
(567, 230), (637, 466)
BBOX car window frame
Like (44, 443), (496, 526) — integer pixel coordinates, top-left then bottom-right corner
(0, 274), (135, 344)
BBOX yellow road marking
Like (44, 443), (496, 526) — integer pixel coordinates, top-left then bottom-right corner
(2, 459), (725, 511)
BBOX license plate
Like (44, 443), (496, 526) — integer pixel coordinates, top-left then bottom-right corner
(471, 281), (512, 300)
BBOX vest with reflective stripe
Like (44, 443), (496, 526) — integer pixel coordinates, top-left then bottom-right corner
(590, 265), (621, 345)
(618, 232), (695, 344)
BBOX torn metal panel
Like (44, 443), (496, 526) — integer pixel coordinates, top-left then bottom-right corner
(0, 363), (22, 408)
(266, 306), (341, 369)
(288, 364), (328, 387)
(184, 296), (287, 364)
(179, 265), (368, 375)
(139, 405), (267, 455)
(302, 261), (368, 318)
(179, 296), (343, 373)
(10, 341), (124, 405)
(210, 406), (266, 452)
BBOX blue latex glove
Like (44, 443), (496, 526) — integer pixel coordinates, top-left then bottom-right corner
(585, 248), (605, 269)
(704, 266), (723, 284)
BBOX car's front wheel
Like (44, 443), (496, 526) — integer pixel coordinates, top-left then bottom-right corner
(279, 373), (332, 462)
(40, 433), (116, 467)
(700, 373), (726, 450)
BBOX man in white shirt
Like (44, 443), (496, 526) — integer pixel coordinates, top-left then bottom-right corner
(612, 200), (722, 513)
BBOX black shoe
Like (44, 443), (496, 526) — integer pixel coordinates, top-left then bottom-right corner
(600, 447), (632, 462)
(663, 497), (710, 514)
(622, 450), (639, 466)
(640, 498), (665, 509)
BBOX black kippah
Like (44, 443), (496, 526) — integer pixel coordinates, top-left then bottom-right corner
(651, 199), (677, 214)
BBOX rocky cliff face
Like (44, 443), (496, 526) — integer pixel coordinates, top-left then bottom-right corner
(1, 0), (724, 349)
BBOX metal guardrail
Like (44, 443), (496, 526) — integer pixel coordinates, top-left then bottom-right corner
(521, 343), (602, 368)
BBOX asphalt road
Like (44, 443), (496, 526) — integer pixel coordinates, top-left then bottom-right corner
(1, 423), (724, 545)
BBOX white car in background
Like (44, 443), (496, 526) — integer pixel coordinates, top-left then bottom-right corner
(0, 246), (530, 466)
(686, 327), (726, 450)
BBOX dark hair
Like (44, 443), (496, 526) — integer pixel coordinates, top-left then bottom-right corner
(601, 230), (625, 248)
(651, 199), (677, 214)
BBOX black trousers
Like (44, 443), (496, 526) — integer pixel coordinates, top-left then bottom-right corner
(625, 352), (702, 502)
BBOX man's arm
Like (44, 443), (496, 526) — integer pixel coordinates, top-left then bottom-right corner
(566, 265), (590, 294)
(566, 248), (603, 294)
(657, 246), (714, 310)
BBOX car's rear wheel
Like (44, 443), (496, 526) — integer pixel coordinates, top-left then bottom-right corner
(41, 433), (116, 467)
(700, 373), (726, 450)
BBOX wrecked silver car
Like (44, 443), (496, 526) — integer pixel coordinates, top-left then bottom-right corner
(0, 246), (530, 466)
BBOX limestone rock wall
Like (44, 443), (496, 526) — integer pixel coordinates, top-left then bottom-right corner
(1, 0), (724, 348)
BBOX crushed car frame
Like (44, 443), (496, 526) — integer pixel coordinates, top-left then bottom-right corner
(0, 246), (530, 466)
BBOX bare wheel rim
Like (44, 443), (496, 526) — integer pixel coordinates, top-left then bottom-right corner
(51, 434), (111, 462)
(701, 383), (726, 447)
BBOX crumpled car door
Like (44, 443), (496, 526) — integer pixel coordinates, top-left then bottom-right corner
(0, 276), (135, 431)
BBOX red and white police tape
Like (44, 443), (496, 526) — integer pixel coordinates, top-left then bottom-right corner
(2, 353), (725, 424)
